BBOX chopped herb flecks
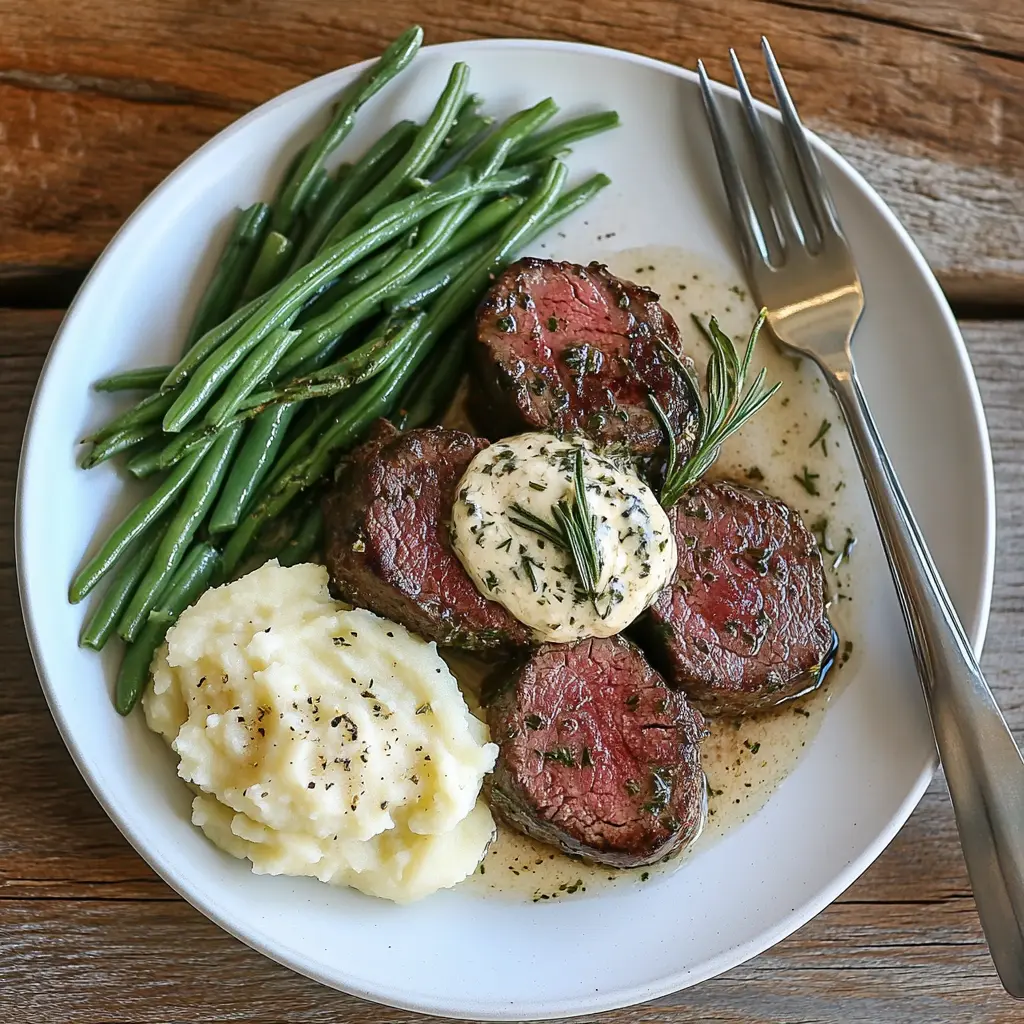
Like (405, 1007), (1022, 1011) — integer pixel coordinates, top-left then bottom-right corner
(809, 418), (832, 454)
(794, 466), (820, 496)
(542, 747), (576, 767)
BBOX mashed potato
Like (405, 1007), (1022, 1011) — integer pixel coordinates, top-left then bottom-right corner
(144, 560), (497, 902)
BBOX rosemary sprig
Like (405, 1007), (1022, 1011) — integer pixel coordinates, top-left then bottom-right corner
(508, 449), (603, 600)
(652, 308), (781, 508)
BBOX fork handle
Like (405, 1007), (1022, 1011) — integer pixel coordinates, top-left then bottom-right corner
(829, 366), (1024, 997)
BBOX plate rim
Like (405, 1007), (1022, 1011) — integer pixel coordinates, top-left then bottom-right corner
(16, 35), (995, 1020)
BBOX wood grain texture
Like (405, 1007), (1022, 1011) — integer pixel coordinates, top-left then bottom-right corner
(1, 310), (1023, 1021)
(0, 1), (1021, 300)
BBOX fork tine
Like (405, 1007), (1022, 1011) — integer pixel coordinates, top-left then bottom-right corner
(728, 48), (806, 253)
(760, 37), (840, 236)
(696, 59), (770, 268)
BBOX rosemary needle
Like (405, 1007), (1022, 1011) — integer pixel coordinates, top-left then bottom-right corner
(508, 449), (603, 601)
(651, 309), (781, 508)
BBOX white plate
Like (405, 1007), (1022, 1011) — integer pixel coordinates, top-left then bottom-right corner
(17, 38), (993, 1020)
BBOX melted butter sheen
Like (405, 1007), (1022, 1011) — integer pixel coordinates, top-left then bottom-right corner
(451, 432), (676, 643)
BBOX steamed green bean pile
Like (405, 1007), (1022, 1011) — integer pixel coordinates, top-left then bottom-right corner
(70, 24), (618, 715)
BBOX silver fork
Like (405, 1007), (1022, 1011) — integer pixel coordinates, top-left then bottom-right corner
(698, 39), (1024, 997)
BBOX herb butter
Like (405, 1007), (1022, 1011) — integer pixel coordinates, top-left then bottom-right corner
(451, 433), (676, 642)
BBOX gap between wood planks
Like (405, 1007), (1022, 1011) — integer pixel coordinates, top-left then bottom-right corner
(1, 269), (1022, 321)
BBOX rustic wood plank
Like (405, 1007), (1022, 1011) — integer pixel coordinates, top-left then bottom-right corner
(771, 0), (1024, 54)
(0, 308), (61, 565)
(1, 309), (1023, 1020)
(0, 2), (1021, 301)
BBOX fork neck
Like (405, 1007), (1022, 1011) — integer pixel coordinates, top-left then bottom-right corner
(770, 323), (855, 385)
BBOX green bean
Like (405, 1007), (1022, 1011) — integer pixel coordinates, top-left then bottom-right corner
(272, 25), (423, 235)
(277, 505), (324, 567)
(378, 195), (527, 318)
(458, 166), (540, 194)
(422, 93), (491, 178)
(434, 160), (568, 316)
(319, 62), (470, 252)
(261, 394), (351, 490)
(299, 168), (332, 221)
(273, 195), (480, 378)
(443, 107), (492, 146)
(93, 366), (173, 393)
(80, 422), (161, 469)
(262, 168), (526, 370)
(296, 215), (416, 326)
(334, 228), (418, 291)
(376, 192), (535, 314)
(510, 111), (620, 163)
(202, 328), (301, 429)
(444, 112), (492, 159)
(507, 155), (570, 183)
(396, 323), (471, 429)
(468, 99), (558, 178)
(150, 371), (298, 474)
(208, 404), (298, 533)
(293, 280), (345, 328)
(278, 171), (530, 362)
(69, 438), (214, 603)
(384, 241), (489, 313)
(222, 372), (401, 575)
(424, 121), (495, 183)
(295, 328), (427, 480)
(263, 313), (424, 406)
(162, 316), (279, 433)
(245, 510), (300, 571)
(386, 173), (609, 313)
(164, 294), (266, 389)
(84, 389), (178, 444)
(224, 376), (400, 573)
(530, 170), (612, 230)
(126, 439), (173, 479)
(175, 168), (484, 388)
(290, 119), (419, 268)
(115, 543), (221, 715)
(186, 203), (270, 348)
(239, 231), (294, 304)
(291, 168), (342, 257)
(117, 423), (243, 641)
(79, 530), (164, 651)
(148, 420), (221, 472)
(443, 194), (526, 251)
(124, 435), (173, 479)
(433, 94), (483, 153)
(184, 397), (340, 533)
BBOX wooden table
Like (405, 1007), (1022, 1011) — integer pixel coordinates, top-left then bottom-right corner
(2, 3), (1023, 1021)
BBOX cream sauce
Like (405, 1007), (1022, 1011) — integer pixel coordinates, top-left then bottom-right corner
(450, 433), (675, 643)
(449, 649), (837, 901)
(448, 245), (867, 901)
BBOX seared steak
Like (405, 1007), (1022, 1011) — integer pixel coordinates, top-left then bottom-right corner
(472, 258), (697, 454)
(322, 422), (531, 650)
(487, 635), (707, 867)
(640, 480), (838, 715)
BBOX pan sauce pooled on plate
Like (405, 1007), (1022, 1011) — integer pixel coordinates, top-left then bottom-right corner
(143, 561), (497, 903)
(450, 433), (676, 643)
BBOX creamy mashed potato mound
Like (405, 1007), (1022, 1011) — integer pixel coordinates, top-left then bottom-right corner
(144, 561), (497, 902)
